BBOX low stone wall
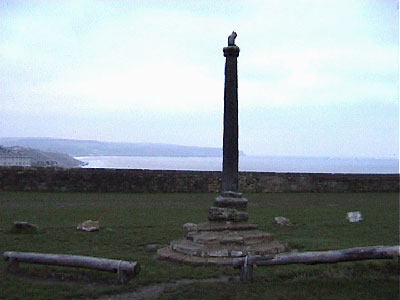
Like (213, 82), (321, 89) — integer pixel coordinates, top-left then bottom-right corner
(0, 167), (398, 193)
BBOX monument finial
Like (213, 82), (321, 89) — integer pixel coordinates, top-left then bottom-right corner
(228, 31), (237, 46)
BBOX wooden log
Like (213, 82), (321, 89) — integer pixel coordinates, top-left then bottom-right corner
(3, 251), (140, 284)
(233, 245), (399, 282)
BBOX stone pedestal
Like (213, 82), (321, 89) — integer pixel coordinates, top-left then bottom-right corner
(208, 191), (248, 222)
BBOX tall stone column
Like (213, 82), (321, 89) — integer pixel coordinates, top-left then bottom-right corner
(221, 44), (240, 193)
(208, 32), (248, 222)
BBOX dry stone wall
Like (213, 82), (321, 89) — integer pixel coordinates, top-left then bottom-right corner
(0, 167), (398, 193)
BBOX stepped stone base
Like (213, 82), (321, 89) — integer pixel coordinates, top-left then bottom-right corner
(158, 193), (288, 265)
(157, 221), (288, 265)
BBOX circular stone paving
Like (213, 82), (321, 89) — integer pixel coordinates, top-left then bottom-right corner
(157, 221), (288, 265)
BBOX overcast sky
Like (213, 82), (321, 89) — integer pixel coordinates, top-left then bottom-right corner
(0, 0), (398, 158)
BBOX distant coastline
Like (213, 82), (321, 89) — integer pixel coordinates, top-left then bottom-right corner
(1, 137), (397, 173)
(0, 137), (244, 157)
(75, 155), (399, 174)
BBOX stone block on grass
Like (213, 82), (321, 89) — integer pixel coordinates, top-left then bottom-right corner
(77, 220), (100, 232)
(11, 221), (39, 234)
(273, 216), (293, 226)
(346, 211), (363, 223)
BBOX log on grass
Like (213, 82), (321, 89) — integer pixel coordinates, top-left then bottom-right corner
(3, 251), (140, 284)
(232, 245), (400, 282)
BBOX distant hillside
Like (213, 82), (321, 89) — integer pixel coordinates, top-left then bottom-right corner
(0, 146), (85, 168)
(0, 137), (246, 157)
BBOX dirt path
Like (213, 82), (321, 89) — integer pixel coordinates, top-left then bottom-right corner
(97, 276), (235, 300)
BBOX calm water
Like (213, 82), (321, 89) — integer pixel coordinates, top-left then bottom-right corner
(75, 156), (399, 174)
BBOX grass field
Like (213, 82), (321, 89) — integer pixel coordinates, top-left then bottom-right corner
(0, 192), (398, 300)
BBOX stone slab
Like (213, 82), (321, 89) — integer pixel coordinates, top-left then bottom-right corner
(166, 237), (288, 260)
(241, 240), (288, 255)
(186, 230), (275, 245)
(214, 196), (248, 209)
(220, 235), (245, 244)
(157, 246), (234, 266)
(195, 222), (258, 232)
(208, 207), (248, 222)
(187, 231), (220, 244)
(183, 222), (198, 231)
(170, 239), (203, 256)
(242, 231), (275, 244)
(220, 191), (243, 198)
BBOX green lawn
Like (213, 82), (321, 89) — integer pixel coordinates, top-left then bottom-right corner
(0, 192), (398, 300)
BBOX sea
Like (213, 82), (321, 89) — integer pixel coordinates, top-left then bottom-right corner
(75, 155), (399, 174)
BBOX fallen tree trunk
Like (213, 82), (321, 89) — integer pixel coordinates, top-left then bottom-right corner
(3, 251), (140, 284)
(232, 245), (399, 282)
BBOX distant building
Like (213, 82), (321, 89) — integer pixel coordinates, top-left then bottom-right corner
(32, 160), (58, 167)
(0, 146), (64, 168)
(0, 147), (32, 166)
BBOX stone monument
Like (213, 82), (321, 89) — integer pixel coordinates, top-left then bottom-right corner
(157, 32), (288, 265)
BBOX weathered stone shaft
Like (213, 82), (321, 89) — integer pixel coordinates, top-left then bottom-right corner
(221, 45), (240, 193)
